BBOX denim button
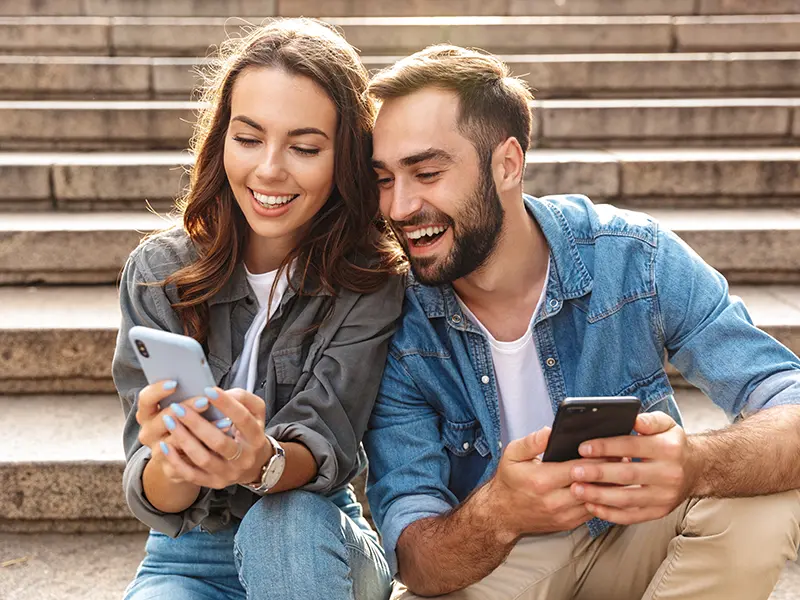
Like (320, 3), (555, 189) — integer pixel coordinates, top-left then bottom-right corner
(462, 442), (470, 450)
(549, 298), (560, 310)
(498, 440), (503, 449)
(481, 375), (490, 384)
(451, 314), (462, 324)
(546, 357), (557, 367)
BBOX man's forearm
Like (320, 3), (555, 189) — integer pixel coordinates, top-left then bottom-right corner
(688, 405), (800, 498)
(396, 482), (517, 596)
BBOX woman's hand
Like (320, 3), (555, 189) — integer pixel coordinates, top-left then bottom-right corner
(158, 387), (272, 490)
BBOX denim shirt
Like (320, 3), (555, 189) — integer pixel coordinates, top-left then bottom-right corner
(364, 194), (800, 577)
(112, 227), (405, 537)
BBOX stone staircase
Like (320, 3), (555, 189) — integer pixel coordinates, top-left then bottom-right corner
(1, 1), (800, 598)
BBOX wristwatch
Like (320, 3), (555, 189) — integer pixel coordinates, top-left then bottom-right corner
(244, 435), (286, 495)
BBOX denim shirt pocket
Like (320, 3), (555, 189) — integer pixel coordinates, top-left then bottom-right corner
(441, 418), (491, 501)
(616, 369), (676, 418)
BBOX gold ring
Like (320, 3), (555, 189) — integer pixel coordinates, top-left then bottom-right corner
(226, 442), (243, 462)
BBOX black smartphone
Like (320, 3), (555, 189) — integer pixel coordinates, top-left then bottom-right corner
(542, 396), (641, 462)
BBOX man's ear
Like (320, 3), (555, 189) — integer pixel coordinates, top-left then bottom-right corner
(493, 137), (525, 192)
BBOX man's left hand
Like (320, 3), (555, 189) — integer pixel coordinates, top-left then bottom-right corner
(568, 411), (697, 525)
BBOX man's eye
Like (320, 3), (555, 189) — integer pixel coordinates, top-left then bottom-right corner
(418, 172), (441, 180)
(233, 136), (259, 147)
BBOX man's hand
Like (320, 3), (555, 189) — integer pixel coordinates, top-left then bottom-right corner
(487, 426), (594, 541)
(568, 411), (698, 525)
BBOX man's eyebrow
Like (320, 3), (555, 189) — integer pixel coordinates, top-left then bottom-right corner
(372, 149), (455, 171)
(230, 118), (330, 140)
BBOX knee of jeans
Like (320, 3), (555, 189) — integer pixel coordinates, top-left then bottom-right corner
(691, 490), (800, 566)
(235, 490), (340, 551)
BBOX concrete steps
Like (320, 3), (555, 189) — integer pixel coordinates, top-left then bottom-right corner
(0, 389), (733, 532)
(1, 283), (798, 394)
(1, 149), (798, 211)
(2, 0), (800, 18)
(4, 52), (800, 100)
(2, 16), (800, 56)
(1, 99), (798, 150)
(3, 209), (800, 285)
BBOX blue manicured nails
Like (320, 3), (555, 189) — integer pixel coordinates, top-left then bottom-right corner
(194, 397), (209, 409)
(215, 418), (232, 429)
(162, 414), (177, 431)
(204, 387), (219, 400)
(170, 403), (186, 417)
(159, 441), (169, 456)
(162, 380), (178, 391)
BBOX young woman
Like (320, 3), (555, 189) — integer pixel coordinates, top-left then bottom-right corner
(112, 18), (404, 600)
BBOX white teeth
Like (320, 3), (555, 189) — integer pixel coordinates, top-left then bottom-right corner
(252, 190), (296, 206)
(407, 225), (447, 240)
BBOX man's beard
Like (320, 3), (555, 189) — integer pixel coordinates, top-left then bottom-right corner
(393, 160), (505, 286)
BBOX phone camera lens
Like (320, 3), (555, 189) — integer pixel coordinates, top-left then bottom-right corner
(135, 340), (149, 358)
(567, 406), (586, 414)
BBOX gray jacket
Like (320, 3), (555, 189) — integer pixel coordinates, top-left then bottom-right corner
(112, 227), (405, 537)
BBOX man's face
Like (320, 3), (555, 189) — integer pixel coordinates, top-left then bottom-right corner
(372, 88), (504, 286)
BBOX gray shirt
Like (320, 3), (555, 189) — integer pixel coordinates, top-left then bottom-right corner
(112, 227), (404, 537)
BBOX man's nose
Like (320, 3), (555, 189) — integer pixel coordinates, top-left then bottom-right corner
(387, 179), (423, 223)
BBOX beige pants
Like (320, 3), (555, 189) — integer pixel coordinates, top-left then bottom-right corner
(393, 490), (800, 600)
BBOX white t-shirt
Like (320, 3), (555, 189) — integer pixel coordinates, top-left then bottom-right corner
(229, 263), (292, 392)
(457, 263), (553, 446)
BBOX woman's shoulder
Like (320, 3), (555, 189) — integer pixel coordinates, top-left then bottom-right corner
(127, 226), (198, 282)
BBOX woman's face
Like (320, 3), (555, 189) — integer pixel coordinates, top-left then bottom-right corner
(224, 66), (337, 258)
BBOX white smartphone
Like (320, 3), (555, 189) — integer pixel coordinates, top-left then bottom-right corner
(128, 325), (227, 422)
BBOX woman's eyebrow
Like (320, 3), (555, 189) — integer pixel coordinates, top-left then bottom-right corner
(288, 127), (330, 139)
(231, 115), (264, 132)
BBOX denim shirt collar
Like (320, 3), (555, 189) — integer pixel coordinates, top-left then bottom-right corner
(408, 194), (594, 327)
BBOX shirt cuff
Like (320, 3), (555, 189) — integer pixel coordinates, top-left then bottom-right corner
(123, 444), (214, 537)
(744, 369), (800, 416)
(380, 493), (453, 579)
(265, 422), (338, 493)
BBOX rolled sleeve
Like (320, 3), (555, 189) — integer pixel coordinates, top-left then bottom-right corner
(379, 494), (452, 578)
(122, 445), (216, 537)
(364, 351), (459, 578)
(113, 241), (218, 535)
(744, 370), (800, 415)
(654, 227), (800, 417)
(267, 275), (405, 493)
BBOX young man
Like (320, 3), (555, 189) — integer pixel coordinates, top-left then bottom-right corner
(363, 45), (800, 600)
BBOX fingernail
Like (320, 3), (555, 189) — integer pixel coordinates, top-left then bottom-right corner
(215, 417), (232, 429)
(574, 484), (585, 497)
(194, 397), (209, 409)
(162, 380), (178, 391)
(574, 466), (585, 479)
(170, 403), (186, 418)
(159, 441), (169, 456)
(204, 387), (219, 400)
(580, 444), (593, 456)
(162, 415), (176, 431)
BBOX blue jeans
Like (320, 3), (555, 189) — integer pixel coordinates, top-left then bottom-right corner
(125, 488), (392, 600)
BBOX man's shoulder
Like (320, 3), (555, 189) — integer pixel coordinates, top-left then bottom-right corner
(128, 226), (197, 282)
(534, 194), (659, 247)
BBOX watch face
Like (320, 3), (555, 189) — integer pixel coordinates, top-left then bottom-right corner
(262, 452), (286, 489)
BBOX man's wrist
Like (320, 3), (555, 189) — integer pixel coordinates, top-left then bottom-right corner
(684, 435), (709, 497)
(475, 479), (518, 546)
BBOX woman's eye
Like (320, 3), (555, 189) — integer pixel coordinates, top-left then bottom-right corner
(233, 136), (259, 147)
(418, 171), (441, 181)
(293, 147), (320, 156)
(376, 177), (393, 187)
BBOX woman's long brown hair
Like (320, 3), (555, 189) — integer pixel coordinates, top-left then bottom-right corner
(162, 18), (404, 343)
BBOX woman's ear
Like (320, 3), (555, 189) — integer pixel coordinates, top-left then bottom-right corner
(493, 136), (525, 193)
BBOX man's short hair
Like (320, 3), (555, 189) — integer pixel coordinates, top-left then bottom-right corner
(368, 45), (534, 162)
